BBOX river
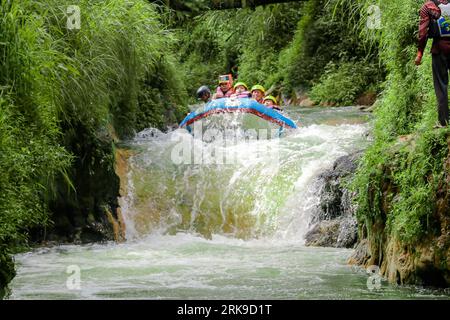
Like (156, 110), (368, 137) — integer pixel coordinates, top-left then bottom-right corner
(8, 107), (450, 299)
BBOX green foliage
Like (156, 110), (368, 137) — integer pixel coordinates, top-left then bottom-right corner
(33, 0), (188, 137)
(136, 55), (188, 131)
(175, 0), (383, 102)
(278, 0), (382, 96)
(0, 0), (188, 259)
(235, 4), (302, 87)
(176, 3), (302, 98)
(278, 0), (328, 92)
(175, 14), (228, 97)
(354, 128), (450, 245)
(309, 60), (382, 106)
(368, 0), (429, 140)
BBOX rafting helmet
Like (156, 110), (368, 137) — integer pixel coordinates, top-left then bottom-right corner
(251, 85), (266, 94)
(263, 95), (277, 105)
(196, 85), (211, 99)
(234, 82), (248, 90)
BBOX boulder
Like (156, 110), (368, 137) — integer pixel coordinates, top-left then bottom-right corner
(305, 151), (363, 248)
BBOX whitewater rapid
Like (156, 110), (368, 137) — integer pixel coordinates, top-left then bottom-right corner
(9, 107), (449, 299)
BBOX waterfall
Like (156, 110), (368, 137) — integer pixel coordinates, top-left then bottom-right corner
(120, 108), (369, 241)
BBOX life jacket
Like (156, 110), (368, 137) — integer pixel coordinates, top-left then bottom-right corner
(215, 86), (234, 99)
(429, 0), (450, 38)
(236, 91), (251, 98)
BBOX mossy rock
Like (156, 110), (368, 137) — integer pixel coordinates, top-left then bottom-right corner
(0, 250), (15, 299)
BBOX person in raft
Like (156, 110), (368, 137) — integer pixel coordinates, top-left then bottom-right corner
(263, 95), (282, 111)
(212, 74), (234, 99)
(196, 85), (211, 103)
(251, 84), (265, 104)
(231, 82), (251, 98)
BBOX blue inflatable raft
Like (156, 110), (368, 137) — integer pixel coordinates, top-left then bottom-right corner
(179, 98), (298, 131)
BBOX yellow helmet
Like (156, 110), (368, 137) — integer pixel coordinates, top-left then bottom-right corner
(234, 82), (248, 90)
(251, 85), (265, 94)
(263, 95), (277, 105)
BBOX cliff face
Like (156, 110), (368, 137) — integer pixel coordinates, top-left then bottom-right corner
(29, 128), (126, 245)
(349, 234), (450, 287)
(349, 213), (450, 287)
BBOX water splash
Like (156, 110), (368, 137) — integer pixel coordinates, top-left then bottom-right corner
(120, 108), (370, 241)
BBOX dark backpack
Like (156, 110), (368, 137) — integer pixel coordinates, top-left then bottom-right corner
(428, 0), (450, 39)
(429, 0), (442, 38)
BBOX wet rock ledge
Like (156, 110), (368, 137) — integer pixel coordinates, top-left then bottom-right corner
(305, 151), (363, 248)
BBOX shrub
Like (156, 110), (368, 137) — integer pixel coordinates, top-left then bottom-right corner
(309, 60), (382, 106)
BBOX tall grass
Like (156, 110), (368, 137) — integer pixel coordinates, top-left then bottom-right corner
(0, 0), (188, 264)
(0, 0), (72, 248)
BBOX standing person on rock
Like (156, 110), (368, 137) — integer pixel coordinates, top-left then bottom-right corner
(416, 0), (450, 127)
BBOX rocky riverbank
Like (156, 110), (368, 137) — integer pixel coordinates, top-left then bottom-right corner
(308, 135), (450, 288)
(348, 132), (450, 287)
